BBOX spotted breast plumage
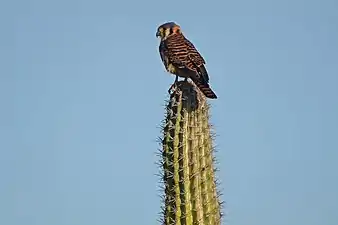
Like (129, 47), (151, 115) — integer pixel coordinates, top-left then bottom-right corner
(156, 22), (217, 99)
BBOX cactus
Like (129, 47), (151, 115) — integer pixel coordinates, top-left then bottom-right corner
(158, 81), (223, 225)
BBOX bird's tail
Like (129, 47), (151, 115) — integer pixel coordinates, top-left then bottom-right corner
(190, 76), (217, 99)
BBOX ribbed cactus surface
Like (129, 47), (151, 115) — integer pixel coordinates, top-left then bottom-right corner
(159, 81), (222, 225)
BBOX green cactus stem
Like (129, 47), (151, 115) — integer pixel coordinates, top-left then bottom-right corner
(158, 81), (222, 225)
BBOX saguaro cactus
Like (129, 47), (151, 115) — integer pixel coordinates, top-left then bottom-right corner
(158, 81), (223, 225)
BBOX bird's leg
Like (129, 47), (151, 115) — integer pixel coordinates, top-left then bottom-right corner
(168, 75), (179, 94)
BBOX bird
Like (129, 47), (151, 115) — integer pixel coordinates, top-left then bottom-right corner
(156, 21), (217, 99)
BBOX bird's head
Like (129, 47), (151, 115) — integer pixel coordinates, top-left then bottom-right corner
(156, 22), (182, 40)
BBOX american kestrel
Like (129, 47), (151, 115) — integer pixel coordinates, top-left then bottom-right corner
(156, 22), (217, 99)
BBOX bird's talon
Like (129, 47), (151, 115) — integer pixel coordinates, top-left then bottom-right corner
(168, 83), (176, 94)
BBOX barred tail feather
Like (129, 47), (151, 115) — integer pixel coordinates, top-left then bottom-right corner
(190, 76), (218, 99)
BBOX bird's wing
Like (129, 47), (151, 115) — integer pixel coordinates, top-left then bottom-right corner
(183, 37), (209, 83)
(184, 37), (206, 65)
(164, 34), (209, 83)
(161, 34), (217, 99)
(161, 36), (187, 70)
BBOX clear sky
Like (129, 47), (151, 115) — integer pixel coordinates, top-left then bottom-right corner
(1, 0), (337, 224)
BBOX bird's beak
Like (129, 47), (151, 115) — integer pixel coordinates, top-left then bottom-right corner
(156, 30), (160, 38)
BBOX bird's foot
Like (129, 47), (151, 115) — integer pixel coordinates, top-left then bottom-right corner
(168, 82), (177, 94)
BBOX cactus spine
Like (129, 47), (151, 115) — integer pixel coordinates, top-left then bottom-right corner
(159, 81), (222, 225)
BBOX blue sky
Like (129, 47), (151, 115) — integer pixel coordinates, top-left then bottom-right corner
(1, 0), (338, 224)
